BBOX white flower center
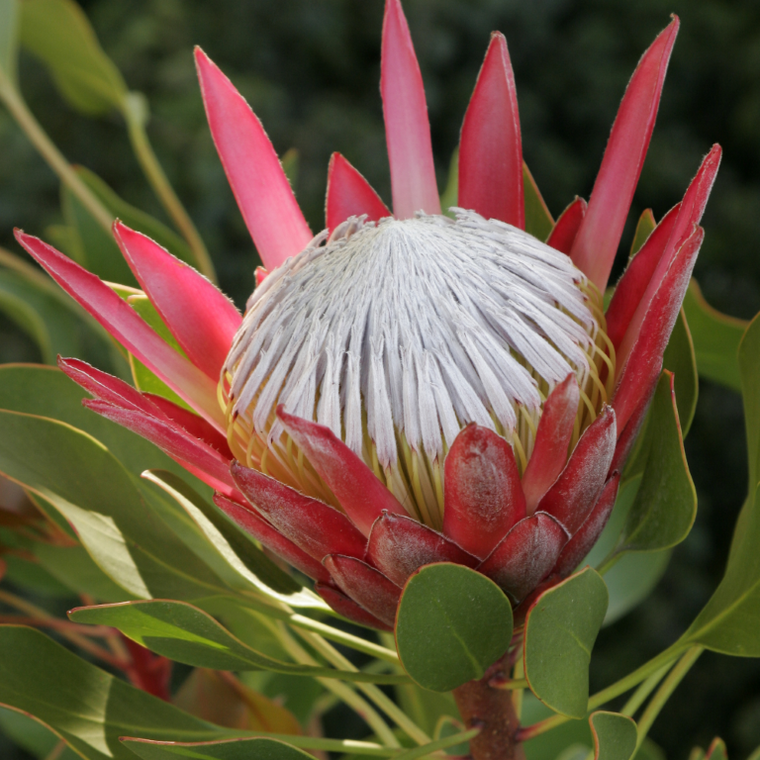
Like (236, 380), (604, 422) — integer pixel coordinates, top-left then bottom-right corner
(220, 209), (613, 527)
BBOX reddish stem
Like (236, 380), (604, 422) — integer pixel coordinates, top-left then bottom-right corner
(122, 636), (173, 701)
(453, 655), (526, 760)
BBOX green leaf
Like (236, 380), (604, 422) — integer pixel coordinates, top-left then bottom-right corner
(395, 562), (513, 692)
(523, 163), (554, 241)
(33, 543), (138, 602)
(440, 149), (458, 218)
(681, 312), (760, 656)
(615, 372), (696, 555)
(0, 409), (229, 599)
(705, 739), (728, 760)
(0, 0), (19, 82)
(125, 737), (316, 760)
(521, 692), (592, 760)
(69, 599), (409, 684)
(0, 268), (83, 362)
(0, 706), (80, 760)
(124, 292), (194, 410)
(0, 364), (206, 492)
(589, 712), (638, 760)
(583, 477), (671, 625)
(281, 148), (300, 190)
(395, 682), (458, 738)
(61, 180), (137, 286)
(524, 567), (609, 718)
(142, 469), (328, 607)
(123, 736), (392, 759)
(75, 166), (194, 263)
(19, 0), (127, 115)
(629, 209), (656, 260)
(683, 279), (747, 392)
(434, 717), (471, 757)
(746, 743), (760, 760)
(0, 626), (232, 760)
(663, 308), (698, 436)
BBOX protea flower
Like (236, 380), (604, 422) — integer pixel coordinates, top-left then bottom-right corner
(15, 0), (718, 637)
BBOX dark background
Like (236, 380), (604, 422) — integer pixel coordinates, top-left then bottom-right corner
(1, 0), (759, 757)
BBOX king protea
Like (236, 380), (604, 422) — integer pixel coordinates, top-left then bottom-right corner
(15, 0), (719, 635)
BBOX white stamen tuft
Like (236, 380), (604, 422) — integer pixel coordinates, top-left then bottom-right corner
(223, 209), (604, 522)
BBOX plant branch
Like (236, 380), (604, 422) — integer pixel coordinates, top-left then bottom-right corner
(517, 645), (685, 741)
(288, 613), (400, 664)
(0, 589), (127, 668)
(635, 646), (703, 750)
(273, 620), (401, 748)
(296, 627), (431, 746)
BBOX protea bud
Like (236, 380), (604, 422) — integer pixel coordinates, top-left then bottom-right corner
(15, 0), (718, 660)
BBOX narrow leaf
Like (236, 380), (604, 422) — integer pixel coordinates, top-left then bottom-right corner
(70, 599), (408, 684)
(19, 0), (127, 114)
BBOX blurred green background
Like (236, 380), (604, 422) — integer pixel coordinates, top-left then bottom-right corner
(1, 0), (759, 757)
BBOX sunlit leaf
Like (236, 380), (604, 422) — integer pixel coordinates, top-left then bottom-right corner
(69, 599), (409, 684)
(0, 409), (227, 599)
(0, 626), (230, 760)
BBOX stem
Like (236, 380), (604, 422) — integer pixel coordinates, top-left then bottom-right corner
(0, 589), (127, 668)
(490, 678), (528, 691)
(0, 72), (113, 233)
(518, 645), (684, 741)
(274, 621), (401, 748)
(620, 662), (674, 717)
(288, 613), (400, 664)
(43, 740), (67, 760)
(296, 628), (431, 746)
(124, 110), (216, 282)
(635, 646), (703, 750)
(453, 656), (526, 760)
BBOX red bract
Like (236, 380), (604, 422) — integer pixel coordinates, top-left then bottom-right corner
(15, 0), (719, 631)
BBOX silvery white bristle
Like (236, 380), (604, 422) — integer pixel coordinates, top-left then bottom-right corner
(224, 209), (597, 471)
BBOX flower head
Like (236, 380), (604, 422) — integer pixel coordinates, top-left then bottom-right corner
(15, 0), (720, 630)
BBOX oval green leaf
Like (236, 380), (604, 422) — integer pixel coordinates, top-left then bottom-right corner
(524, 567), (608, 718)
(590, 712), (638, 760)
(395, 563), (513, 692)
